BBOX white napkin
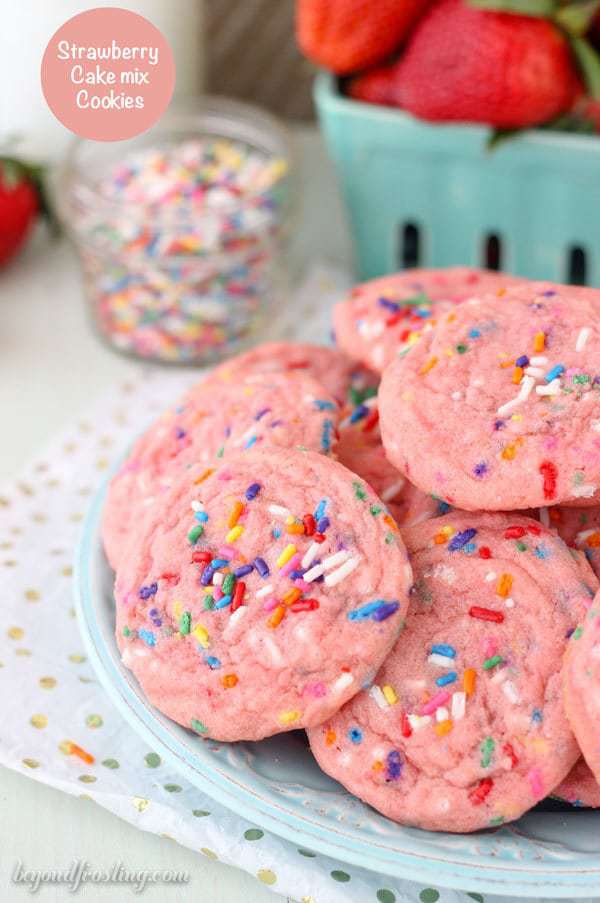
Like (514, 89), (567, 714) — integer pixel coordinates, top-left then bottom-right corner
(0, 266), (587, 903)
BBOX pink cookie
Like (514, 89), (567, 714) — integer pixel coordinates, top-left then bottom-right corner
(334, 267), (522, 373)
(102, 369), (340, 570)
(380, 281), (600, 511)
(554, 758), (600, 808)
(209, 340), (375, 404)
(309, 512), (596, 833)
(564, 589), (600, 786)
(336, 395), (443, 527)
(541, 505), (600, 581)
(114, 447), (412, 741)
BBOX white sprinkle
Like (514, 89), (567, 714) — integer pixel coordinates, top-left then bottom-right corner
(212, 571), (224, 586)
(332, 672), (353, 694)
(303, 563), (326, 583)
(530, 355), (548, 365)
(432, 563), (457, 585)
(428, 653), (455, 668)
(497, 397), (521, 417)
(576, 327), (591, 352)
(371, 344), (385, 370)
(263, 636), (283, 666)
(485, 571), (497, 582)
(381, 478), (406, 502)
(268, 504), (291, 518)
(408, 713), (432, 731)
(591, 420), (600, 432)
(236, 423), (258, 445)
(517, 375), (535, 401)
(322, 550), (351, 571)
(255, 583), (273, 598)
(362, 319), (384, 339)
(502, 680), (521, 704)
(223, 606), (247, 636)
(497, 375), (535, 416)
(301, 541), (321, 569)
(539, 507), (550, 528)
(293, 624), (310, 643)
(369, 685), (388, 709)
(575, 528), (597, 545)
(505, 597), (515, 609)
(491, 667), (507, 684)
(572, 483), (597, 499)
(524, 366), (544, 378)
(133, 646), (149, 659)
(339, 752), (353, 767)
(325, 555), (361, 586)
(451, 691), (466, 720)
(191, 500), (203, 512)
(452, 390), (462, 401)
(436, 706), (449, 723)
(536, 378), (561, 396)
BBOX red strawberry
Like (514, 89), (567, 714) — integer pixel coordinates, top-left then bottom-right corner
(347, 61), (402, 105)
(393, 0), (579, 128)
(347, 61), (403, 106)
(572, 95), (600, 132)
(0, 159), (40, 267)
(296, 0), (429, 75)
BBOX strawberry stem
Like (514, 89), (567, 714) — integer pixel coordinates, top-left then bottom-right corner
(569, 36), (600, 99)
(468, 0), (558, 16)
(555, 0), (600, 36)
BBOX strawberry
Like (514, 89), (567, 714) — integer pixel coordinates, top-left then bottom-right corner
(347, 61), (403, 106)
(0, 159), (41, 267)
(347, 61), (402, 105)
(392, 0), (580, 128)
(571, 94), (600, 131)
(296, 0), (429, 75)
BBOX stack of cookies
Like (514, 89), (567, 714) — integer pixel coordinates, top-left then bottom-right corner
(102, 268), (600, 833)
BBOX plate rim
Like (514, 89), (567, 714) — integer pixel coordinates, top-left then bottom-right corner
(74, 474), (600, 898)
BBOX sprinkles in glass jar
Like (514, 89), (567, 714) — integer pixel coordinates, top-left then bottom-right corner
(60, 99), (290, 365)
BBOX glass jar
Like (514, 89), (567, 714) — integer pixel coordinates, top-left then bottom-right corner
(58, 97), (291, 365)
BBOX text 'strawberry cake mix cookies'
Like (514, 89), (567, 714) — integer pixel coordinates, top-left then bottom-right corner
(333, 267), (523, 373)
(564, 591), (600, 785)
(554, 758), (600, 808)
(102, 369), (341, 570)
(114, 448), (412, 741)
(336, 395), (443, 527)
(209, 340), (376, 404)
(380, 282), (600, 511)
(308, 512), (596, 832)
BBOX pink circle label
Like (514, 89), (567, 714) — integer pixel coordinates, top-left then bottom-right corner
(41, 7), (175, 142)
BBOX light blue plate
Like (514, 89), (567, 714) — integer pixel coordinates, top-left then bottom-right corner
(75, 477), (600, 898)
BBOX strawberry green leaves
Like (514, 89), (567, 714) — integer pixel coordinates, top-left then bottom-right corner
(469, 0), (557, 16)
(555, 0), (600, 35)
(570, 37), (600, 98)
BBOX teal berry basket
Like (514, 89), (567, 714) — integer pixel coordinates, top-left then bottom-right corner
(314, 72), (600, 287)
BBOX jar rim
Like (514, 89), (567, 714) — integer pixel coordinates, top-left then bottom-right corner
(55, 94), (293, 230)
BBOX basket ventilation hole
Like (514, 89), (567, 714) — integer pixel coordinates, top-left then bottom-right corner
(400, 223), (420, 268)
(567, 247), (587, 285)
(483, 234), (502, 271)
